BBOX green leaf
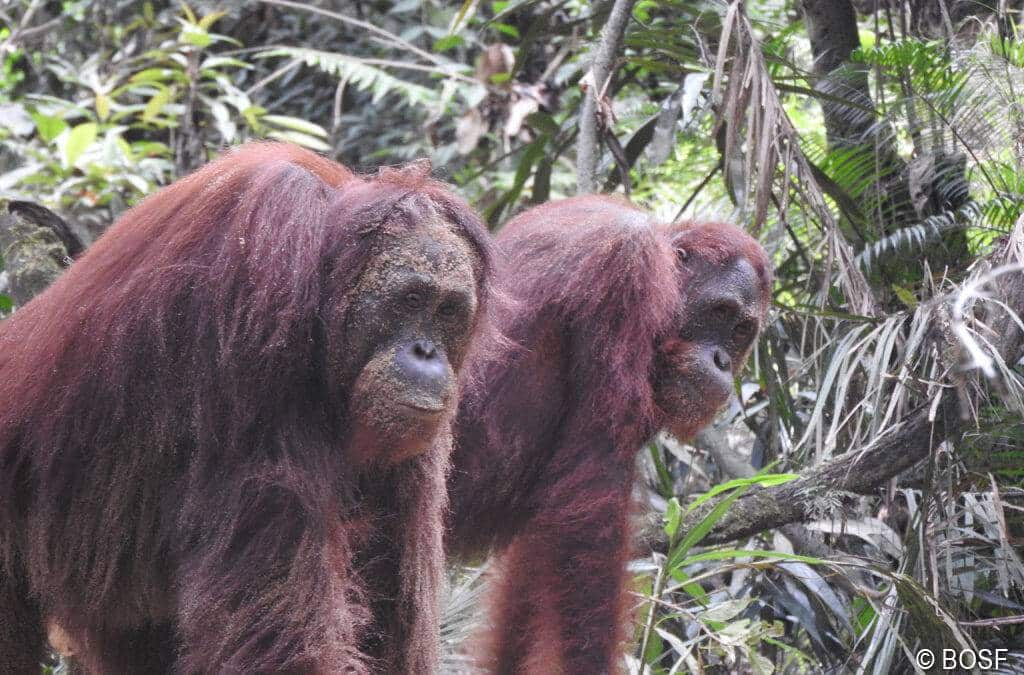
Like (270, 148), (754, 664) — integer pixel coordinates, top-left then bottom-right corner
(667, 487), (748, 569)
(64, 122), (97, 167)
(675, 571), (709, 604)
(180, 2), (197, 24)
(130, 140), (171, 157)
(129, 68), (176, 84)
(180, 22), (212, 48)
(31, 112), (67, 143)
(142, 86), (173, 123)
(433, 35), (463, 52)
(648, 443), (673, 497)
(261, 115), (328, 138)
(197, 10), (226, 30)
(200, 56), (251, 72)
(95, 92), (111, 121)
(526, 112), (559, 136)
(265, 130), (331, 152)
(242, 105), (266, 128)
(685, 473), (799, 515)
(641, 629), (663, 663)
(891, 283), (919, 309)
(449, 0), (478, 33)
(492, 22), (519, 38)
(116, 136), (134, 161)
(664, 497), (682, 539)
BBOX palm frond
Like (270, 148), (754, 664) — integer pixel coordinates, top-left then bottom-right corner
(712, 2), (877, 315)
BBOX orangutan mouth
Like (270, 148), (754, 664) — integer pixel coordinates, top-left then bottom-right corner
(400, 401), (447, 415)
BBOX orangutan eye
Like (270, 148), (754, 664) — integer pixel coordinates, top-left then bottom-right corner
(438, 301), (460, 318)
(403, 291), (424, 310)
(733, 319), (756, 344)
(709, 303), (735, 323)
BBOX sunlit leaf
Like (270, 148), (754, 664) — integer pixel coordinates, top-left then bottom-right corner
(664, 497), (682, 539)
(265, 129), (331, 152)
(262, 115), (329, 138)
(95, 92), (111, 121)
(142, 86), (173, 123)
(31, 112), (66, 143)
(63, 122), (97, 167)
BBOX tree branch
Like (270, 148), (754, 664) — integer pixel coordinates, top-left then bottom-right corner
(684, 393), (962, 545)
(575, 0), (636, 194)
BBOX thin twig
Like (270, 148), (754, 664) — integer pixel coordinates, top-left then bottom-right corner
(959, 614), (1024, 627)
(245, 59), (301, 96)
(673, 163), (721, 222)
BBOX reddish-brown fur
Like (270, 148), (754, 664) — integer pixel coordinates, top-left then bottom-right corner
(447, 195), (771, 673)
(0, 142), (496, 673)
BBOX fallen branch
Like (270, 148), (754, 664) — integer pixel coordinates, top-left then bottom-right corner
(686, 393), (962, 545)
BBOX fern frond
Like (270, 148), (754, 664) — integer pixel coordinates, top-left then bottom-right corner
(258, 47), (439, 109)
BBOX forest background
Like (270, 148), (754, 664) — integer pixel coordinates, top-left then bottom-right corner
(2, 0), (1024, 672)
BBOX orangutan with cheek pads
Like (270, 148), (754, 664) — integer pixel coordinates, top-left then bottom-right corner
(0, 142), (496, 674)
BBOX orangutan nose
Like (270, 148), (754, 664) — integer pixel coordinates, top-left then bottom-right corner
(713, 348), (732, 372)
(396, 339), (448, 391)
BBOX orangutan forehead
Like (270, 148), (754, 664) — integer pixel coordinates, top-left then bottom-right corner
(357, 214), (478, 293)
(718, 257), (766, 310)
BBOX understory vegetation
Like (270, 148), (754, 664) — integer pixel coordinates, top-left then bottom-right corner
(2, 0), (1023, 672)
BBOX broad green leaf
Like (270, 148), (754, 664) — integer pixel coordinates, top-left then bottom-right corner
(433, 35), (463, 52)
(180, 21), (211, 48)
(31, 112), (66, 143)
(492, 22), (519, 39)
(64, 122), (97, 167)
(641, 629), (663, 663)
(130, 140), (171, 157)
(129, 68), (175, 84)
